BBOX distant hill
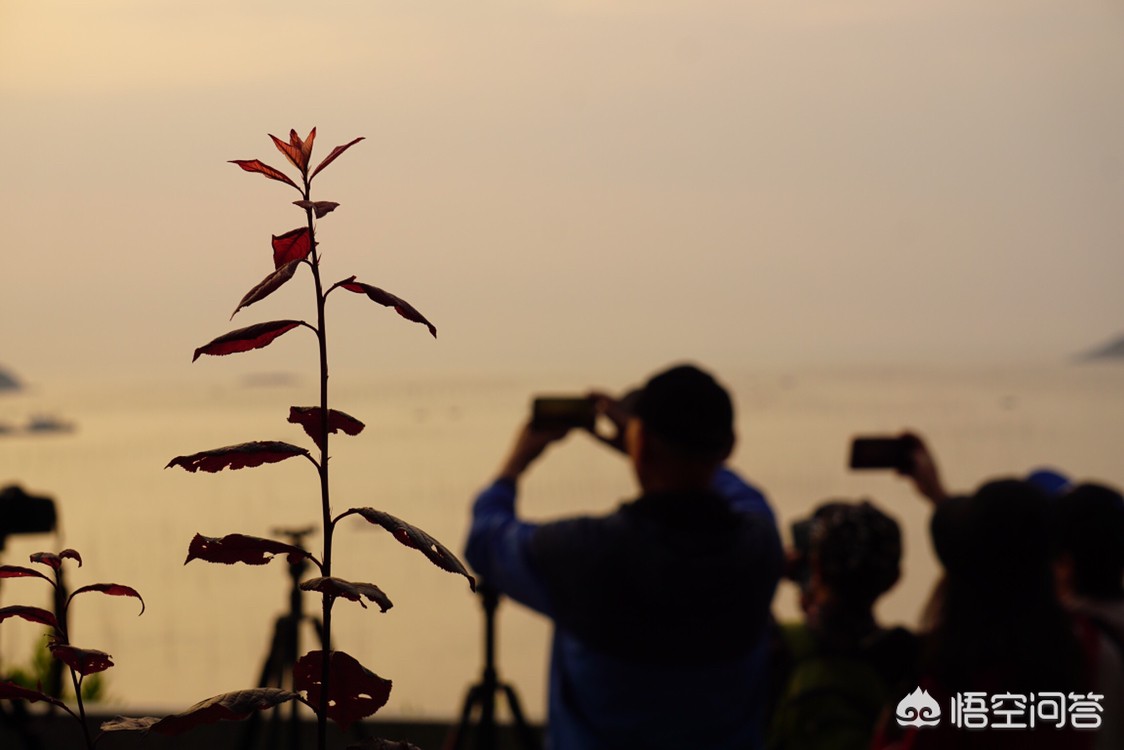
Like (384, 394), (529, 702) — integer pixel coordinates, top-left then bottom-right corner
(1079, 334), (1124, 361)
(0, 366), (20, 392)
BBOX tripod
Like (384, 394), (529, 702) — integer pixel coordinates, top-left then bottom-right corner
(239, 527), (326, 750)
(444, 584), (539, 750)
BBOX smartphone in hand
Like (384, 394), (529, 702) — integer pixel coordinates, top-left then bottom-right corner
(531, 397), (596, 431)
(849, 436), (912, 471)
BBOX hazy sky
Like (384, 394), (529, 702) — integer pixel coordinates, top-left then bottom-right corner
(3, 0), (1123, 381)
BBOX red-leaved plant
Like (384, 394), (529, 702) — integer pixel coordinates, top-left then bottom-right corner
(102, 130), (474, 749)
(0, 549), (144, 749)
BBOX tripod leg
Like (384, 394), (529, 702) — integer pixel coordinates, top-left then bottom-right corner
(500, 683), (541, 750)
(239, 616), (288, 750)
(443, 684), (485, 750)
(477, 682), (497, 750)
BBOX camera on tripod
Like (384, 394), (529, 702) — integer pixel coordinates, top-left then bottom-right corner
(0, 485), (57, 551)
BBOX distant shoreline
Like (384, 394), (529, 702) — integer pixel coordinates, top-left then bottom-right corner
(1078, 334), (1124, 361)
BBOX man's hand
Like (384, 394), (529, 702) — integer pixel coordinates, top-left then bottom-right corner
(497, 423), (571, 482)
(897, 432), (948, 504)
(586, 390), (633, 455)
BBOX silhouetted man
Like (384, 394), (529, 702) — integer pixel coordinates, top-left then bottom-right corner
(465, 364), (783, 750)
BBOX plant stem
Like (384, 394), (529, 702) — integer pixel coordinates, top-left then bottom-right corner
(70, 671), (94, 750)
(304, 181), (334, 750)
(56, 579), (94, 750)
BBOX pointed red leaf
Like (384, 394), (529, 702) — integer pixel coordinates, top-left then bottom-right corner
(167, 441), (311, 473)
(294, 650), (391, 729)
(272, 228), (312, 269)
(185, 533), (311, 567)
(309, 137), (364, 180)
(229, 160), (300, 192)
(287, 406), (365, 450)
(340, 508), (475, 591)
(293, 200), (340, 219)
(340, 282), (437, 338)
(232, 260), (302, 319)
(297, 128), (316, 169)
(0, 680), (69, 712)
(100, 689), (298, 736)
(71, 583), (145, 615)
(50, 643), (114, 676)
(0, 565), (51, 582)
(300, 577), (392, 612)
(280, 129), (317, 172)
(0, 605), (58, 629)
(192, 320), (304, 362)
(270, 133), (305, 173)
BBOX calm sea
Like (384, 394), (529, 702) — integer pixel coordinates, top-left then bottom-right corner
(1, 363), (1122, 721)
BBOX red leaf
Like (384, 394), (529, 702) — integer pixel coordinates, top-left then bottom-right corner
(167, 441), (311, 473)
(287, 406), (365, 450)
(294, 650), (391, 729)
(270, 133), (304, 173)
(341, 508), (475, 591)
(299, 129), (316, 165)
(297, 128), (316, 169)
(232, 260), (301, 319)
(229, 160), (300, 192)
(71, 583), (145, 615)
(309, 137), (364, 180)
(0, 605), (58, 629)
(0, 680), (69, 711)
(293, 200), (340, 219)
(29, 552), (59, 569)
(29, 549), (81, 570)
(185, 533), (311, 567)
(192, 321), (304, 362)
(340, 282), (437, 338)
(300, 577), (392, 612)
(50, 643), (113, 676)
(0, 565), (51, 582)
(269, 128), (317, 175)
(100, 688), (298, 736)
(272, 227), (312, 269)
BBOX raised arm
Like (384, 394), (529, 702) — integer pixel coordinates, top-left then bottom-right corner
(464, 423), (570, 616)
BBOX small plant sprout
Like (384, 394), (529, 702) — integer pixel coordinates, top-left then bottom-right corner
(102, 130), (474, 749)
(0, 548), (144, 750)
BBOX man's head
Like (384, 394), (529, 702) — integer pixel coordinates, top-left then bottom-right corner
(1051, 482), (1124, 600)
(626, 364), (735, 491)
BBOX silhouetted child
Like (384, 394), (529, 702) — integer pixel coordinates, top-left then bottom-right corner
(767, 500), (918, 750)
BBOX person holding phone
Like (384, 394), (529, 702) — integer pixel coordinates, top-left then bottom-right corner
(464, 363), (783, 750)
(869, 435), (1091, 750)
